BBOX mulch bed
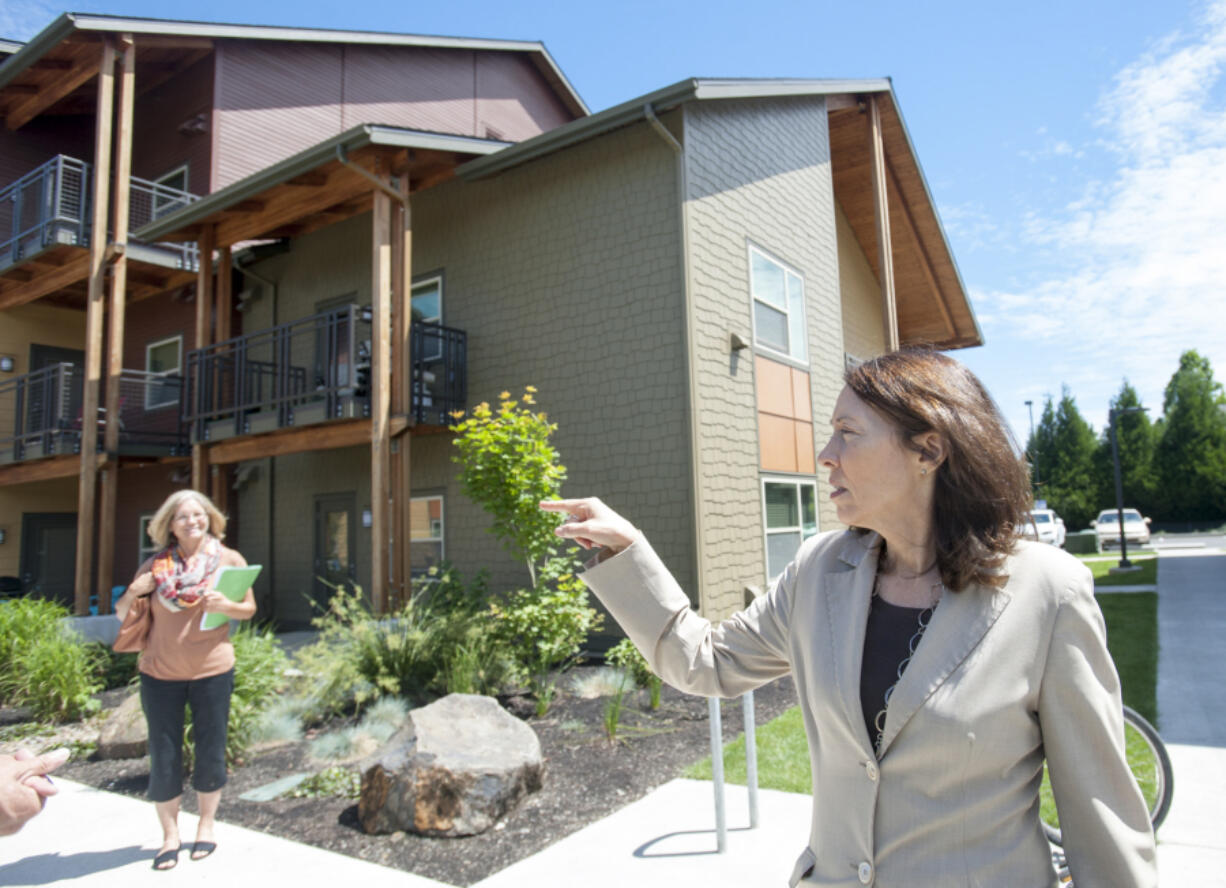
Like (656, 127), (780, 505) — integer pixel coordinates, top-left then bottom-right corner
(40, 674), (799, 887)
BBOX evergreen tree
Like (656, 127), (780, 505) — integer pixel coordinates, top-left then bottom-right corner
(1031, 387), (1100, 529)
(1092, 381), (1158, 518)
(1155, 351), (1226, 522)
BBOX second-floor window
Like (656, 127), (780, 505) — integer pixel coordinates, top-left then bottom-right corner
(153, 165), (190, 219)
(145, 335), (182, 409)
(750, 245), (808, 364)
(412, 275), (443, 362)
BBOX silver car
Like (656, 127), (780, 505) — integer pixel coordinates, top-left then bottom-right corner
(1091, 508), (1151, 552)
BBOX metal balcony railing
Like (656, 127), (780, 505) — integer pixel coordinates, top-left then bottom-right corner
(0, 154), (200, 275)
(0, 364), (185, 464)
(181, 305), (467, 441)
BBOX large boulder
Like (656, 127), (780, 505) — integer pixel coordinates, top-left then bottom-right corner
(359, 693), (543, 837)
(97, 692), (147, 759)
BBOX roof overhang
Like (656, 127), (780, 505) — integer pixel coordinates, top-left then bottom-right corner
(459, 77), (981, 350)
(0, 13), (587, 129)
(134, 125), (509, 248)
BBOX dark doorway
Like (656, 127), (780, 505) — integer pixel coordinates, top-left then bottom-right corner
(26, 344), (85, 438)
(29, 344), (85, 370)
(19, 513), (78, 608)
(312, 492), (356, 616)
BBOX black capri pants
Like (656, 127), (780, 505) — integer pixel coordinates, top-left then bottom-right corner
(139, 669), (234, 802)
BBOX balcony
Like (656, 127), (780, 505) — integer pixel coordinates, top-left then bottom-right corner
(182, 305), (467, 444)
(0, 154), (200, 277)
(0, 363), (187, 465)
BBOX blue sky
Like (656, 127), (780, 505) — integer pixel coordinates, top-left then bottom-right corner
(4, 0), (1225, 443)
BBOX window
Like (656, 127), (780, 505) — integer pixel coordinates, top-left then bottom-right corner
(750, 245), (807, 363)
(763, 478), (819, 581)
(144, 335), (182, 409)
(138, 513), (159, 563)
(412, 275), (443, 362)
(409, 495), (444, 575)
(152, 165), (190, 219)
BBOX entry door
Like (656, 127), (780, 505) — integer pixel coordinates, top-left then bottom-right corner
(313, 493), (357, 613)
(20, 513), (78, 608)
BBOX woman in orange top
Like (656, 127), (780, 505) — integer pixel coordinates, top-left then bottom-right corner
(115, 489), (255, 871)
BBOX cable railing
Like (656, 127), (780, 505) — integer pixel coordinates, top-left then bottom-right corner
(0, 154), (200, 274)
(181, 305), (467, 441)
(0, 363), (186, 464)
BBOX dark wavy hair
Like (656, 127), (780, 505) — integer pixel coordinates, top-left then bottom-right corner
(844, 347), (1030, 592)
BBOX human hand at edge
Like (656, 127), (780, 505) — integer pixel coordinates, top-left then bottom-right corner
(0, 747), (69, 837)
(540, 497), (639, 555)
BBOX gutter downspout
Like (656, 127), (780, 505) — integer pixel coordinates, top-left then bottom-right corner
(644, 103), (708, 616)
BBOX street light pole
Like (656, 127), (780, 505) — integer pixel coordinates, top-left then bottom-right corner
(1108, 406), (1147, 570)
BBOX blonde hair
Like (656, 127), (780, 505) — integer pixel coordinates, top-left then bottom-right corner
(146, 489), (227, 549)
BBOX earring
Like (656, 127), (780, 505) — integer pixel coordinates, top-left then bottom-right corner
(921, 467), (928, 476)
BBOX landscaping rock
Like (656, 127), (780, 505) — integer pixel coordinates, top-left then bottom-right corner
(358, 693), (544, 837)
(97, 692), (147, 760)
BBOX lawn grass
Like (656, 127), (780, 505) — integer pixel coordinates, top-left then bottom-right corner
(1082, 556), (1158, 587)
(686, 590), (1160, 797)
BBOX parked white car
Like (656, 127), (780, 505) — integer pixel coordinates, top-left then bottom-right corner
(1091, 508), (1151, 552)
(1022, 509), (1066, 547)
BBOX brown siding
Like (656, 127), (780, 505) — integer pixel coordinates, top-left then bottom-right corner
(0, 115), (93, 188)
(213, 41), (344, 189)
(476, 53), (574, 140)
(121, 290), (196, 371)
(132, 55), (214, 194)
(340, 45), (477, 134)
(113, 465), (180, 587)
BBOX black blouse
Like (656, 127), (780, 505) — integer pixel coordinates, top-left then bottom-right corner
(860, 595), (932, 752)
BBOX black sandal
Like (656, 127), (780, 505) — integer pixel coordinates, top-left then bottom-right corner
(152, 846), (181, 871)
(191, 840), (218, 861)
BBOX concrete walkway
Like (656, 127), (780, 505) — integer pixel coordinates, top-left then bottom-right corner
(2, 550), (1223, 886)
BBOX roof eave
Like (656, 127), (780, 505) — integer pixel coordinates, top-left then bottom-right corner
(132, 125), (509, 242)
(0, 13), (77, 90)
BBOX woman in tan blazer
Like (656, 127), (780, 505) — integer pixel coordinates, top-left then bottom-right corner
(544, 348), (1155, 887)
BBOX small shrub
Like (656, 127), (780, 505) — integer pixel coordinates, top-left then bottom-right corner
(607, 638), (663, 711)
(93, 645), (140, 690)
(603, 685), (625, 744)
(291, 583), (378, 722)
(309, 727), (359, 762)
(251, 706), (304, 745)
(284, 766), (360, 800)
(0, 599), (101, 722)
(569, 667), (633, 699)
(357, 697), (409, 743)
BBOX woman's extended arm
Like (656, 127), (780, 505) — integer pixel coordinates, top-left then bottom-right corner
(542, 497), (794, 698)
(1038, 569), (1157, 887)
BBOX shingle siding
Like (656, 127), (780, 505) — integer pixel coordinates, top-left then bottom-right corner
(682, 96), (844, 619)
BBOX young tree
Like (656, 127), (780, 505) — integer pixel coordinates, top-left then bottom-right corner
(1092, 381), (1158, 517)
(1156, 351), (1226, 522)
(1032, 387), (1099, 529)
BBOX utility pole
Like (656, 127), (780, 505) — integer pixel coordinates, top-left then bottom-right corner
(1108, 405), (1147, 571)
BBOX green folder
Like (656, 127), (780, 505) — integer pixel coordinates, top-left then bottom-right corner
(200, 565), (262, 630)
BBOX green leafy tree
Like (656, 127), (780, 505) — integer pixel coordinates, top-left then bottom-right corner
(1092, 381), (1158, 517)
(1031, 386), (1099, 529)
(451, 388), (603, 712)
(1155, 350), (1226, 522)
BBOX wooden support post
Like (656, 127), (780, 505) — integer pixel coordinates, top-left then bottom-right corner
(191, 224), (215, 492)
(867, 96), (899, 352)
(210, 464), (228, 516)
(216, 245), (232, 344)
(98, 35), (135, 613)
(390, 181), (413, 608)
(370, 189), (393, 615)
(74, 40), (116, 615)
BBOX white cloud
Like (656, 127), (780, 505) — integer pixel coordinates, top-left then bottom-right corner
(0, 0), (56, 42)
(972, 0), (1226, 433)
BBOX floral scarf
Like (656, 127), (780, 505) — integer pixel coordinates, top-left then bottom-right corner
(151, 535), (221, 613)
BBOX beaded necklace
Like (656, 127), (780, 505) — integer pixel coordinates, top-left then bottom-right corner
(870, 574), (942, 758)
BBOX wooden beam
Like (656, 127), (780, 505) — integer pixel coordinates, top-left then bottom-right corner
(99, 35), (136, 612)
(867, 95), (899, 352)
(390, 181), (414, 608)
(6, 46), (104, 131)
(216, 245), (232, 343)
(207, 419), (373, 464)
(370, 188), (393, 615)
(30, 59), (73, 71)
(0, 455), (82, 486)
(286, 172), (328, 187)
(74, 39), (116, 616)
(191, 224), (215, 492)
(212, 166), (371, 247)
(0, 252), (91, 310)
(884, 157), (957, 343)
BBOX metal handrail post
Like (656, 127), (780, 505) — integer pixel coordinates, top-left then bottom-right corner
(743, 690), (760, 828)
(708, 696), (727, 853)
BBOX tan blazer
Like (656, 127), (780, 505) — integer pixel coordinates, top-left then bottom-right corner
(582, 529), (1156, 887)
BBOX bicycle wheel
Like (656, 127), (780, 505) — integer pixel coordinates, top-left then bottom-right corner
(1040, 704), (1174, 847)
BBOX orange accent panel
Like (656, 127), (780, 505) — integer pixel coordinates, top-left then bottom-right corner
(794, 420), (816, 474)
(755, 355), (794, 417)
(790, 368), (812, 422)
(760, 414), (798, 473)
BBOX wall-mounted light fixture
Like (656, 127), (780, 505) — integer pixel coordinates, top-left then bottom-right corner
(729, 333), (750, 352)
(0, 355), (15, 373)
